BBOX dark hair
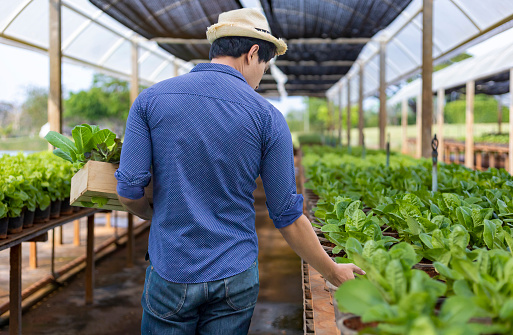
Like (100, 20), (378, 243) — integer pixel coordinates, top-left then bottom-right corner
(209, 36), (277, 62)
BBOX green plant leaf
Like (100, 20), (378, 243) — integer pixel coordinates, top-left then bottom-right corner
(72, 125), (93, 154)
(44, 131), (77, 161)
(483, 219), (496, 249)
(406, 216), (422, 235)
(91, 196), (108, 207)
(52, 148), (73, 163)
(499, 298), (513, 319)
(439, 296), (476, 324)
(335, 279), (386, 315)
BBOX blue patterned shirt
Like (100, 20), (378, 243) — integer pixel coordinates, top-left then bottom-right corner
(115, 63), (303, 284)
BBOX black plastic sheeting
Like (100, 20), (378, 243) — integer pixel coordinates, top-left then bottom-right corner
(89, 0), (243, 60)
(445, 71), (511, 96)
(89, 0), (412, 96)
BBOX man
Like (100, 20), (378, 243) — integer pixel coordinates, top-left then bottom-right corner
(115, 8), (365, 334)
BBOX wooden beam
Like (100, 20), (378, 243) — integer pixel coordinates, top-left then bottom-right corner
(130, 41), (139, 104)
(105, 212), (112, 229)
(85, 214), (95, 304)
(275, 60), (354, 67)
(465, 81), (475, 169)
(152, 37), (371, 45)
(73, 219), (80, 246)
(416, 95), (422, 158)
(347, 79), (351, 149)
(48, 0), (61, 151)
(437, 88), (445, 161)
(9, 244), (22, 335)
(509, 68), (513, 174)
(421, 0), (434, 159)
(379, 41), (387, 150)
(29, 242), (37, 269)
(401, 99), (408, 154)
(358, 65), (364, 146)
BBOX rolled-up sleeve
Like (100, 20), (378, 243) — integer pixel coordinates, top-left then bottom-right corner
(115, 90), (152, 200)
(260, 107), (304, 229)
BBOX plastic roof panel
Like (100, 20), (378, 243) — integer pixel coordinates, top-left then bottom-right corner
(328, 0), (513, 103)
(5, 0), (49, 48)
(0, 0), (192, 87)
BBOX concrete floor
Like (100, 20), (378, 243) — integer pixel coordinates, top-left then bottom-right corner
(0, 178), (303, 334)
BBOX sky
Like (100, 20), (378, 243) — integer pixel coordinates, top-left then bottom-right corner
(1, 23), (513, 115)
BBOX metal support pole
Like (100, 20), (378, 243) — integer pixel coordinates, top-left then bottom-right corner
(432, 135), (439, 192)
(510, 68), (513, 175)
(338, 85), (343, 146)
(130, 41), (139, 105)
(437, 88), (445, 162)
(9, 244), (22, 335)
(416, 95), (422, 158)
(379, 41), (387, 150)
(498, 97), (503, 134)
(127, 214), (135, 267)
(85, 214), (95, 304)
(465, 81), (475, 169)
(401, 99), (408, 154)
(347, 79), (351, 152)
(421, 0), (434, 158)
(358, 65), (364, 146)
(48, 0), (62, 151)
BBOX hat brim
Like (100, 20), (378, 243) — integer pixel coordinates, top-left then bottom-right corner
(206, 22), (287, 56)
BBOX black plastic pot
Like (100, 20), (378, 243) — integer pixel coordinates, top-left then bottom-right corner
(0, 217), (8, 239)
(50, 200), (62, 219)
(23, 210), (35, 228)
(34, 206), (51, 224)
(8, 211), (25, 234)
(60, 197), (73, 215)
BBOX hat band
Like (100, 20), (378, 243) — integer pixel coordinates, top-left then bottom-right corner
(255, 27), (271, 35)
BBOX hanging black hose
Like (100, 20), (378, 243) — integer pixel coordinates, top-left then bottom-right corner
(362, 133), (366, 159)
(386, 134), (390, 168)
(432, 134), (439, 192)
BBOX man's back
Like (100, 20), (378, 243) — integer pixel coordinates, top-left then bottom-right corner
(116, 63), (302, 283)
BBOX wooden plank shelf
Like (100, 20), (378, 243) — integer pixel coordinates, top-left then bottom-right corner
(0, 208), (100, 252)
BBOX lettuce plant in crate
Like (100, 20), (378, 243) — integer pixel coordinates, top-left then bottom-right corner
(4, 175), (29, 234)
(0, 187), (8, 239)
(45, 124), (124, 209)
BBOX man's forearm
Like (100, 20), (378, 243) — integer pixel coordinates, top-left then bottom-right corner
(279, 214), (337, 279)
(278, 214), (365, 286)
(118, 195), (153, 220)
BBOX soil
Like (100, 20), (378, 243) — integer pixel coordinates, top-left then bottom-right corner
(421, 267), (439, 278)
(343, 316), (379, 331)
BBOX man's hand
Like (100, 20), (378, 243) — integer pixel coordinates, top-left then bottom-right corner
(279, 214), (366, 287)
(325, 263), (366, 287)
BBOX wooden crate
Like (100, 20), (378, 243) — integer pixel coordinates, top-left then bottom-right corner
(70, 160), (153, 211)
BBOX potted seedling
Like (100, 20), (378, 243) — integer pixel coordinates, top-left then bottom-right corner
(45, 124), (152, 211)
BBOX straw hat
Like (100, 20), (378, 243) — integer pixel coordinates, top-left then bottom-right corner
(206, 8), (287, 56)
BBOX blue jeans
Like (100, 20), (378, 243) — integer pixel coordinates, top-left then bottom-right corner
(141, 260), (259, 334)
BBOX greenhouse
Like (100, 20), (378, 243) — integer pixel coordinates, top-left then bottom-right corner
(1, 0), (513, 334)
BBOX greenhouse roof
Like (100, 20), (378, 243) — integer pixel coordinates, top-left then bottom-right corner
(0, 0), (194, 87)
(327, 0), (513, 106)
(87, 0), (412, 96)
(388, 41), (513, 106)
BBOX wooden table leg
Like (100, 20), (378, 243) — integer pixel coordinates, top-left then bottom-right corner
(127, 214), (134, 268)
(85, 214), (95, 305)
(56, 226), (63, 245)
(105, 212), (112, 229)
(476, 152), (482, 170)
(73, 219), (80, 246)
(490, 153), (496, 169)
(30, 242), (37, 269)
(10, 244), (22, 335)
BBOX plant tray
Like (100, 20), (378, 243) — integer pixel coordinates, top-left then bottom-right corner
(70, 160), (153, 211)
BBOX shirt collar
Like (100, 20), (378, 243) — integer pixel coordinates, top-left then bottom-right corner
(191, 63), (248, 84)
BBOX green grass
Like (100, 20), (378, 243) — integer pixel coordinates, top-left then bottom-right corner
(293, 123), (508, 151)
(0, 137), (48, 152)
